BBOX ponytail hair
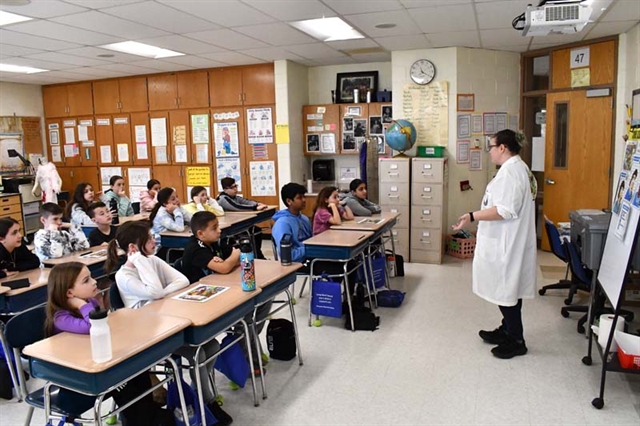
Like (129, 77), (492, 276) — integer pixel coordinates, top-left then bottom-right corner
(45, 262), (85, 337)
(105, 221), (153, 273)
(149, 187), (175, 222)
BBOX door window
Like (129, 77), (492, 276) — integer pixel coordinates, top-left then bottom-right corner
(553, 102), (569, 168)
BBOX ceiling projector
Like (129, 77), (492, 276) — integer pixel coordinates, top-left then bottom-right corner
(522, 1), (593, 36)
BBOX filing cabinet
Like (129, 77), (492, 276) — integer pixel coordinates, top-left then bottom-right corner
(379, 158), (410, 261)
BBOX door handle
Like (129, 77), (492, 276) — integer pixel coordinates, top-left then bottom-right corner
(545, 179), (555, 185)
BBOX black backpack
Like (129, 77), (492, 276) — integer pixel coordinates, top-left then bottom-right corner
(267, 319), (296, 361)
(343, 282), (380, 331)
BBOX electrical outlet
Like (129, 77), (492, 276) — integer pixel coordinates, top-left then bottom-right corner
(460, 180), (472, 191)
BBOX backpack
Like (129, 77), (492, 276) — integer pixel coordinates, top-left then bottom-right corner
(267, 319), (297, 361)
(376, 290), (406, 308)
(343, 282), (380, 331)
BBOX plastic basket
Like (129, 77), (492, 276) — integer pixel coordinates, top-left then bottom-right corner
(446, 235), (476, 259)
(618, 347), (640, 370)
(417, 146), (445, 158)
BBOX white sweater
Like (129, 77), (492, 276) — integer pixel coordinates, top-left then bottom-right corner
(115, 252), (189, 309)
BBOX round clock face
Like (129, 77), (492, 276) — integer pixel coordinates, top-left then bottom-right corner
(410, 59), (436, 85)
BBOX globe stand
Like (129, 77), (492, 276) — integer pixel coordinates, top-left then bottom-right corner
(385, 119), (417, 157)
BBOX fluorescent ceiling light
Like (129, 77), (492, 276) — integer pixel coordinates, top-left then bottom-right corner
(0, 10), (32, 26)
(0, 63), (48, 73)
(290, 17), (364, 42)
(100, 41), (184, 59)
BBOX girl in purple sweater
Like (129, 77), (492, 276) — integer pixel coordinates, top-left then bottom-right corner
(312, 186), (354, 235)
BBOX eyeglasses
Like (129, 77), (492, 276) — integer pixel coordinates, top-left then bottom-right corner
(486, 144), (499, 152)
(228, 184), (238, 189)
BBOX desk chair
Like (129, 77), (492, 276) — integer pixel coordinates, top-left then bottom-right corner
(109, 283), (125, 311)
(539, 216), (581, 305)
(131, 202), (140, 215)
(271, 237), (308, 299)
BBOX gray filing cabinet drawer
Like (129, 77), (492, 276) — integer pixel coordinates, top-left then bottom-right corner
(411, 228), (443, 251)
(411, 183), (443, 206)
(379, 159), (410, 183)
(379, 182), (410, 206)
(412, 158), (444, 183)
(411, 205), (442, 228)
(380, 205), (409, 229)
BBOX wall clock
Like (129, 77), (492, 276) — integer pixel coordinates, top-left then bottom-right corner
(410, 59), (436, 85)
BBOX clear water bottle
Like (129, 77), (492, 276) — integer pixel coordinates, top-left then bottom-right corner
(173, 405), (198, 426)
(89, 307), (112, 363)
(280, 233), (292, 266)
(239, 237), (256, 292)
(109, 198), (119, 225)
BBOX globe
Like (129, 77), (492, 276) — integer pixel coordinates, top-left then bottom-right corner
(385, 119), (417, 155)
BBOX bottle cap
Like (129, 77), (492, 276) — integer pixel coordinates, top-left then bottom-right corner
(89, 307), (108, 320)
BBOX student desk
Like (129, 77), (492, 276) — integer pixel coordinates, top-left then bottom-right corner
(23, 309), (192, 426)
(200, 260), (304, 399)
(42, 245), (111, 279)
(0, 286), (19, 401)
(159, 213), (259, 248)
(81, 213), (150, 238)
(142, 284), (262, 414)
(303, 230), (374, 331)
(0, 267), (50, 313)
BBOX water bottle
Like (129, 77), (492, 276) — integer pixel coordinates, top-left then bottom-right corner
(173, 405), (198, 426)
(280, 233), (292, 266)
(239, 237), (256, 292)
(109, 198), (119, 225)
(89, 307), (112, 363)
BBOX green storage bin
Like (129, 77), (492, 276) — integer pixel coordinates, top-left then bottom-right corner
(417, 146), (445, 158)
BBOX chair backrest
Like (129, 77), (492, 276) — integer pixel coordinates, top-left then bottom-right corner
(173, 257), (184, 274)
(544, 216), (567, 263)
(5, 305), (47, 350)
(109, 282), (125, 310)
(565, 240), (592, 285)
(131, 202), (141, 215)
(271, 236), (279, 261)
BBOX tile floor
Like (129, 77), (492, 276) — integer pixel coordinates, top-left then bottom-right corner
(1, 250), (639, 426)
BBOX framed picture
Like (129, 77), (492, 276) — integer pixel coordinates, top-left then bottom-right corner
(336, 71), (379, 103)
(306, 134), (319, 152)
(457, 93), (475, 112)
(372, 135), (388, 155)
(382, 105), (393, 123)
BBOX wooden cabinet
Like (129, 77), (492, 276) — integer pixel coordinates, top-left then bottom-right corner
(56, 166), (100, 195)
(168, 110), (191, 166)
(77, 117), (98, 167)
(151, 165), (186, 202)
(551, 40), (616, 90)
(131, 112), (151, 166)
(148, 71), (209, 111)
(302, 104), (339, 156)
(338, 103), (368, 155)
(45, 119), (63, 167)
(43, 83), (93, 117)
(94, 115), (133, 166)
(209, 64), (275, 107)
(93, 77), (148, 114)
(0, 194), (25, 235)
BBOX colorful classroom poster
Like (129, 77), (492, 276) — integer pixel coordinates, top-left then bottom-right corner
(216, 157), (242, 192)
(191, 114), (209, 144)
(249, 161), (276, 196)
(247, 108), (273, 144)
(214, 122), (239, 157)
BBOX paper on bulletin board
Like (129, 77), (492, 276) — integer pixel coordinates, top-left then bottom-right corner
(401, 81), (448, 146)
(174, 145), (187, 163)
(49, 129), (59, 145)
(320, 133), (336, 154)
(100, 167), (122, 185)
(173, 125), (186, 145)
(252, 144), (268, 160)
(469, 149), (483, 171)
(571, 68), (590, 88)
(77, 125), (88, 141)
(150, 118), (167, 147)
(100, 145), (112, 163)
(127, 168), (151, 187)
(64, 144), (77, 157)
(135, 125), (147, 143)
(64, 127), (75, 145)
(250, 161), (276, 196)
(472, 115), (483, 134)
(247, 107), (273, 144)
(186, 166), (211, 187)
(275, 124), (290, 144)
(495, 113), (507, 132)
(483, 113), (496, 135)
(457, 114), (471, 139)
(216, 157), (242, 192)
(51, 146), (61, 162)
(117, 144), (129, 162)
(456, 140), (470, 164)
(214, 122), (239, 157)
(129, 186), (145, 203)
(155, 146), (168, 163)
(194, 144), (207, 163)
(340, 167), (357, 180)
(191, 114), (209, 144)
(81, 140), (94, 147)
(136, 143), (148, 160)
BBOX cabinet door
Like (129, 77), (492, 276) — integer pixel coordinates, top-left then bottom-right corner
(339, 103), (368, 154)
(211, 106), (245, 194)
(113, 115), (133, 165)
(242, 64), (275, 105)
(148, 74), (177, 111)
(149, 111), (170, 165)
(56, 167), (74, 192)
(189, 109), (211, 165)
(93, 79), (120, 115)
(62, 120), (81, 167)
(95, 116), (114, 165)
(43, 86), (68, 118)
(45, 119), (64, 166)
(303, 104), (339, 156)
(177, 70), (209, 109)
(71, 167), (100, 195)
(209, 68), (243, 107)
(152, 165), (186, 202)
(168, 110), (191, 166)
(66, 82), (93, 116)
(119, 76), (148, 112)
(130, 112), (151, 166)
(77, 117), (98, 167)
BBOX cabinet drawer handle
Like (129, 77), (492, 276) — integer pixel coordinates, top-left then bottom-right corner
(422, 172), (434, 176)
(420, 240), (431, 244)
(388, 172), (399, 176)
(388, 195), (399, 198)
(2, 207), (10, 211)
(421, 195), (432, 199)
(421, 218), (432, 222)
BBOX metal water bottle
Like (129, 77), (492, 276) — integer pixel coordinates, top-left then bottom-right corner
(353, 88), (360, 104)
(89, 307), (112, 363)
(109, 198), (119, 225)
(280, 233), (292, 266)
(239, 237), (256, 291)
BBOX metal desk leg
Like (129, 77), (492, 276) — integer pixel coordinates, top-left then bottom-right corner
(167, 357), (190, 426)
(285, 288), (304, 366)
(252, 308), (266, 400)
(362, 251), (377, 309)
(13, 348), (28, 404)
(0, 322), (21, 401)
(240, 319), (259, 407)
(343, 261), (355, 332)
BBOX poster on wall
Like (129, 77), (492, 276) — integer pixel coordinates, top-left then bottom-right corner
(247, 108), (273, 144)
(250, 161), (276, 196)
(214, 122), (239, 157)
(191, 114), (209, 144)
(216, 157), (242, 192)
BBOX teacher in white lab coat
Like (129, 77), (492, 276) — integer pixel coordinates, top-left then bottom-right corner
(453, 129), (537, 359)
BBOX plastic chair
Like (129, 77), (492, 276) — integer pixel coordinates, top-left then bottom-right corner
(131, 202), (141, 215)
(271, 236), (308, 298)
(4, 306), (96, 425)
(539, 216), (581, 305)
(109, 282), (125, 311)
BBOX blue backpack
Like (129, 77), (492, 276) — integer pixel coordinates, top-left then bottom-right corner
(376, 290), (406, 308)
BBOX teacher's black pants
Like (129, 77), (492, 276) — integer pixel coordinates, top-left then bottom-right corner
(499, 298), (524, 342)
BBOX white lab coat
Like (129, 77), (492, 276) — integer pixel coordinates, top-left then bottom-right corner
(473, 155), (538, 307)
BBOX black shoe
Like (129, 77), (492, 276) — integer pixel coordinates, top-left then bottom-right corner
(491, 339), (528, 359)
(206, 400), (233, 426)
(478, 327), (510, 345)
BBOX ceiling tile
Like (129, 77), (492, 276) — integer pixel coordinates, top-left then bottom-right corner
(584, 20), (638, 39)
(51, 10), (169, 39)
(283, 43), (347, 59)
(0, 29), (82, 51)
(530, 32), (585, 45)
(293, 59), (318, 67)
(234, 23), (316, 46)
(56, 47), (144, 63)
(409, 4), (477, 33)
(183, 29), (269, 50)
(374, 34), (432, 51)
(156, 0), (276, 27)
(480, 29), (530, 46)
(58, 67), (128, 78)
(476, 0), (531, 30)
(238, 47), (306, 62)
(345, 10), (423, 37)
(325, 38), (380, 51)
(137, 35), (226, 55)
(351, 52), (392, 63)
(0, 0), (88, 18)
(103, 1), (220, 33)
(198, 51), (266, 66)
(64, 1), (146, 9)
(23, 52), (110, 67)
(39, 70), (101, 80)
(94, 63), (160, 74)
(306, 56), (356, 66)
(322, 0), (404, 15)
(482, 44), (529, 53)
(401, 0), (471, 7)
(426, 30), (480, 48)
(2, 57), (75, 71)
(0, 44), (45, 58)
(160, 55), (228, 68)
(242, 0), (336, 21)
(601, 0), (640, 22)
(127, 59), (195, 72)
(8, 21), (123, 45)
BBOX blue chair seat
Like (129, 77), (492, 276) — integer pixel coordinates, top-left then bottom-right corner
(26, 386), (96, 418)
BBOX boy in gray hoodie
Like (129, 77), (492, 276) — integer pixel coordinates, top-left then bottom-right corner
(340, 179), (381, 217)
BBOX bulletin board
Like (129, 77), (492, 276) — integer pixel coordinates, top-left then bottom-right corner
(0, 116), (43, 173)
(401, 82), (448, 146)
(0, 133), (24, 172)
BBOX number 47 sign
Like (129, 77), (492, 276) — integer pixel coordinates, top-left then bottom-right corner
(570, 47), (590, 69)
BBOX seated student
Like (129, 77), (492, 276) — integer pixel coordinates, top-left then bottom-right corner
(271, 183), (311, 264)
(139, 179), (160, 213)
(183, 186), (225, 217)
(216, 178), (266, 259)
(103, 175), (134, 218)
(106, 221), (230, 423)
(44, 262), (173, 426)
(34, 203), (89, 261)
(150, 187), (191, 248)
(0, 217), (40, 278)
(65, 182), (95, 226)
(86, 202), (116, 247)
(340, 179), (381, 217)
(312, 186), (354, 236)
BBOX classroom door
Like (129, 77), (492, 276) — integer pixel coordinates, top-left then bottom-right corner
(543, 90), (613, 249)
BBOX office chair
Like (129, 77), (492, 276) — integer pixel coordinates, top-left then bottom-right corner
(131, 202), (140, 215)
(539, 216), (585, 305)
(109, 282), (126, 311)
(271, 236), (308, 298)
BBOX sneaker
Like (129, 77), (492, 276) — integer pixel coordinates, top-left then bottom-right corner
(206, 400), (233, 426)
(478, 327), (510, 345)
(491, 339), (528, 359)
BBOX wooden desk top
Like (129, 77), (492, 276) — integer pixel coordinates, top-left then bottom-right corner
(42, 245), (109, 267)
(225, 206), (277, 215)
(160, 225), (193, 238)
(331, 211), (400, 231)
(199, 259), (303, 289)
(141, 283), (261, 327)
(0, 268), (50, 296)
(23, 309), (190, 373)
(303, 230), (374, 247)
(218, 213), (256, 227)
(82, 213), (150, 228)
